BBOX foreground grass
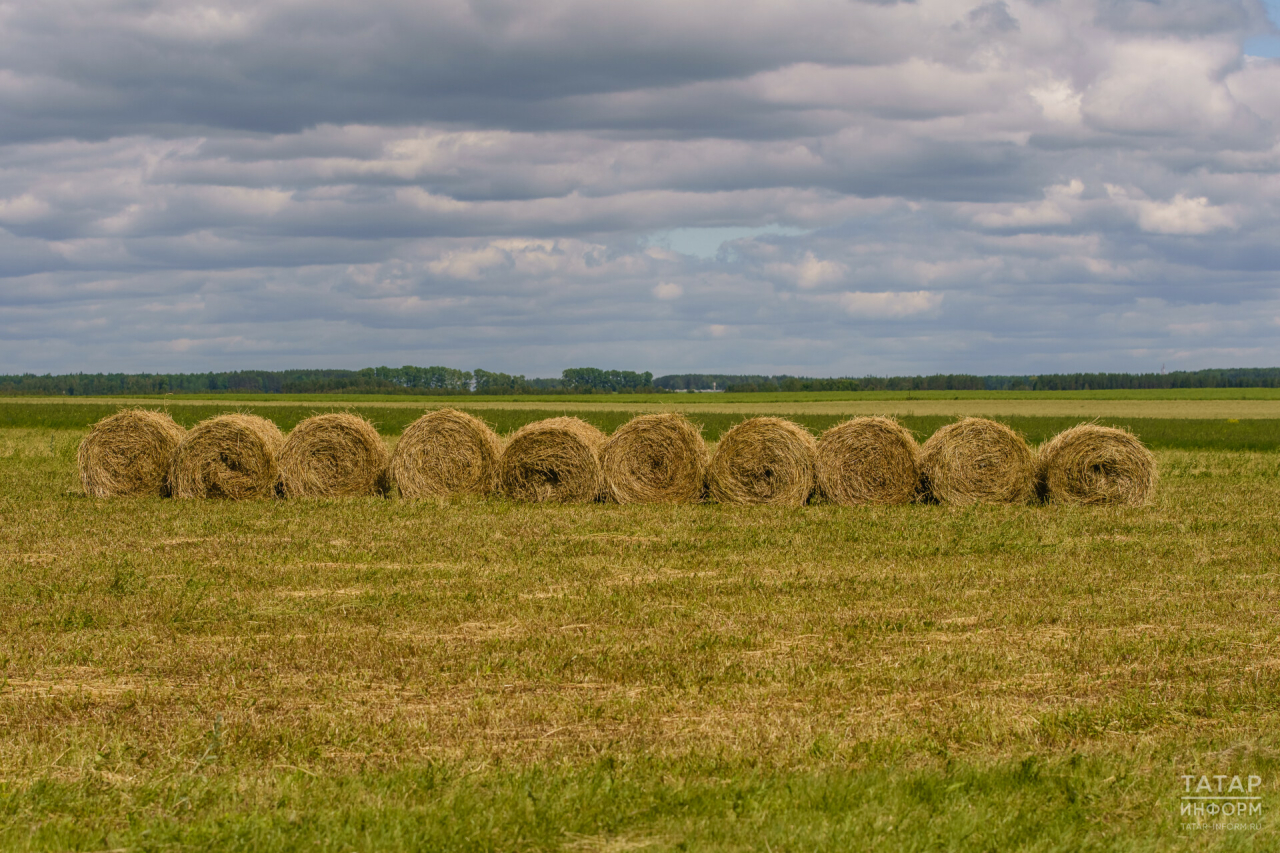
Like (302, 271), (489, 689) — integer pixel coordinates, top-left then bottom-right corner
(2, 403), (1278, 450)
(1, 432), (1278, 849)
(9, 754), (1270, 852)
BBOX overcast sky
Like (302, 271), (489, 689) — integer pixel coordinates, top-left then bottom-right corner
(2, 0), (1280, 377)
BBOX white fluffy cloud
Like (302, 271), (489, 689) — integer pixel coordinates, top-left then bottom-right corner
(0, 0), (1279, 376)
(838, 291), (944, 319)
(1105, 186), (1237, 235)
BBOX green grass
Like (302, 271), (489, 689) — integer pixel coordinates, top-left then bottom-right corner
(3, 402), (1278, 450)
(0, 428), (1278, 849)
(8, 752), (1270, 852)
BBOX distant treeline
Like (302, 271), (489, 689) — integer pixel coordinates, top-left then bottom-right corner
(2, 366), (1279, 396)
(657, 368), (1280, 392)
(0, 366), (657, 396)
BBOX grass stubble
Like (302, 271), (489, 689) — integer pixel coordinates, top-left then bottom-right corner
(0, 429), (1278, 850)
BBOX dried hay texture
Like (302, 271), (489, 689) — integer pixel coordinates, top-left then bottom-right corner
(707, 417), (816, 506)
(497, 416), (606, 503)
(601, 413), (708, 504)
(815, 416), (920, 506)
(390, 408), (503, 498)
(279, 413), (390, 498)
(169, 414), (285, 500)
(77, 408), (186, 498)
(1038, 423), (1157, 506)
(917, 417), (1037, 505)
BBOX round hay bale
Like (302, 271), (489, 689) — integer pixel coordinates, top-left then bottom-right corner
(279, 412), (389, 498)
(1038, 423), (1157, 506)
(169, 414), (285, 500)
(77, 408), (186, 498)
(391, 408), (503, 498)
(917, 417), (1037, 505)
(497, 416), (605, 503)
(815, 416), (920, 506)
(601, 413), (707, 504)
(707, 417), (816, 506)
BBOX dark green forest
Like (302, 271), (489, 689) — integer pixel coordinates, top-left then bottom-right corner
(660, 367), (1280, 392)
(0, 366), (656, 396)
(2, 366), (1279, 396)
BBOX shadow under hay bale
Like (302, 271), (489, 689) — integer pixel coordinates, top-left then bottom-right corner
(707, 416), (816, 506)
(918, 417), (1037, 505)
(1038, 423), (1157, 506)
(601, 412), (707, 504)
(497, 416), (605, 503)
(77, 408), (186, 498)
(391, 408), (503, 498)
(816, 416), (920, 506)
(169, 413), (285, 500)
(279, 412), (389, 498)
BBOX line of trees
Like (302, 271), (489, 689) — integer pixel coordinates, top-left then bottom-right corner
(2, 366), (1279, 396)
(657, 368), (1280, 392)
(0, 367), (659, 396)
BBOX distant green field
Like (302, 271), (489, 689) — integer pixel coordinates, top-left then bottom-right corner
(4, 401), (1277, 451)
(7, 386), (1280, 404)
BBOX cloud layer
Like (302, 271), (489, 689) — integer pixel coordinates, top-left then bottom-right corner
(2, 0), (1279, 375)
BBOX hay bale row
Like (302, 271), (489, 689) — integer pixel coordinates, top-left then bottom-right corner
(816, 416), (920, 506)
(77, 408), (187, 498)
(497, 416), (606, 503)
(170, 414), (285, 500)
(391, 408), (502, 498)
(279, 413), (389, 498)
(602, 413), (707, 504)
(917, 417), (1037, 506)
(1038, 423), (1157, 506)
(77, 410), (1157, 506)
(708, 417), (816, 506)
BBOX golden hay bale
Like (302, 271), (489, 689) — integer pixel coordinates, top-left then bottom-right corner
(497, 416), (605, 503)
(169, 414), (285, 500)
(279, 412), (390, 498)
(707, 417), (816, 506)
(1038, 423), (1157, 506)
(917, 417), (1037, 505)
(601, 412), (708, 504)
(815, 416), (920, 506)
(77, 408), (186, 498)
(390, 408), (503, 498)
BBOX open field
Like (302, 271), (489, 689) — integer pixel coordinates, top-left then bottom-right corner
(7, 395), (1280, 423)
(2, 422), (1278, 850)
(2, 399), (1280, 450)
(4, 402), (1280, 452)
(9, 387), (1280, 404)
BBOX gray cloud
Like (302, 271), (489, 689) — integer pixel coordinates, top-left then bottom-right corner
(1, 0), (1279, 376)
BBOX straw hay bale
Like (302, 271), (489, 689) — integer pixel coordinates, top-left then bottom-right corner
(601, 413), (707, 504)
(497, 416), (605, 503)
(169, 414), (285, 500)
(917, 417), (1037, 505)
(77, 408), (186, 498)
(391, 408), (503, 498)
(279, 412), (389, 498)
(707, 417), (816, 506)
(815, 416), (920, 506)
(1038, 423), (1157, 506)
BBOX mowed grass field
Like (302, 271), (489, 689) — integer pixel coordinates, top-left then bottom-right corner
(1, 399), (1278, 851)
